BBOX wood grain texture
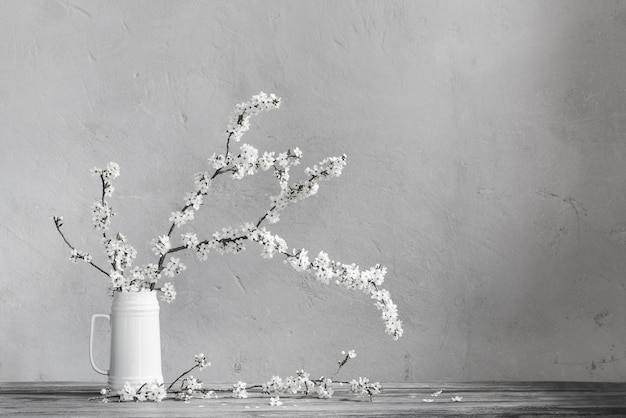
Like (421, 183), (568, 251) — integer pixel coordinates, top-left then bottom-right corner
(1, 382), (626, 417)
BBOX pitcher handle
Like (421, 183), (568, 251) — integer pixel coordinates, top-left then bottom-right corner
(89, 314), (110, 375)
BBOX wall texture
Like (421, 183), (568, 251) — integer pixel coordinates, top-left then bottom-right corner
(1, 0), (626, 384)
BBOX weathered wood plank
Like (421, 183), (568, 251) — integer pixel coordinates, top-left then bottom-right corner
(1, 382), (625, 417)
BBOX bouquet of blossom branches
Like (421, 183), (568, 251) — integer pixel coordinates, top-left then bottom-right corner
(53, 92), (403, 340)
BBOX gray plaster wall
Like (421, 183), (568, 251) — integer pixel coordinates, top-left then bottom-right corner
(1, 0), (625, 383)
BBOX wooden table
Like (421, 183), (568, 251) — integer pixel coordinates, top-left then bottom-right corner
(1, 381), (626, 416)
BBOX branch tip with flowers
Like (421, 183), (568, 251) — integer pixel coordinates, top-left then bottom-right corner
(52, 91), (403, 340)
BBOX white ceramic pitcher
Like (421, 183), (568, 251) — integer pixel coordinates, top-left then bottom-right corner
(89, 291), (164, 390)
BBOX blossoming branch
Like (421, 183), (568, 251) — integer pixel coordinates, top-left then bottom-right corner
(53, 92), (403, 340)
(96, 350), (382, 404)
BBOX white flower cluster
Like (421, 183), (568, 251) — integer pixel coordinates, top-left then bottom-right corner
(262, 370), (315, 396)
(185, 191), (204, 210)
(350, 377), (381, 401)
(91, 161), (120, 197)
(109, 263), (162, 293)
(109, 271), (125, 289)
(69, 248), (92, 264)
(304, 154), (347, 178)
(132, 263), (161, 286)
(194, 352), (211, 370)
(169, 209), (195, 228)
(181, 232), (199, 250)
(232, 381), (248, 399)
(210, 226), (247, 254)
(224, 91), (280, 143)
(90, 162), (120, 230)
(103, 233), (137, 271)
(248, 226), (288, 259)
(202, 390), (218, 399)
(91, 201), (113, 231)
(194, 172), (212, 194)
(230, 143), (258, 179)
(207, 152), (228, 170)
(316, 377), (334, 399)
(163, 257), (186, 278)
(344, 349), (357, 359)
(160, 282), (176, 303)
(264, 154), (345, 224)
(176, 376), (203, 401)
(151, 235), (171, 256)
(117, 381), (166, 402)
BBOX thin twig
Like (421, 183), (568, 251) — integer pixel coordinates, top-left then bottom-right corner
(53, 221), (110, 278)
(166, 364), (199, 392)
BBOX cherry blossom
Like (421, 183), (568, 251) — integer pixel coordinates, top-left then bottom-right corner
(52, 92), (402, 341)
